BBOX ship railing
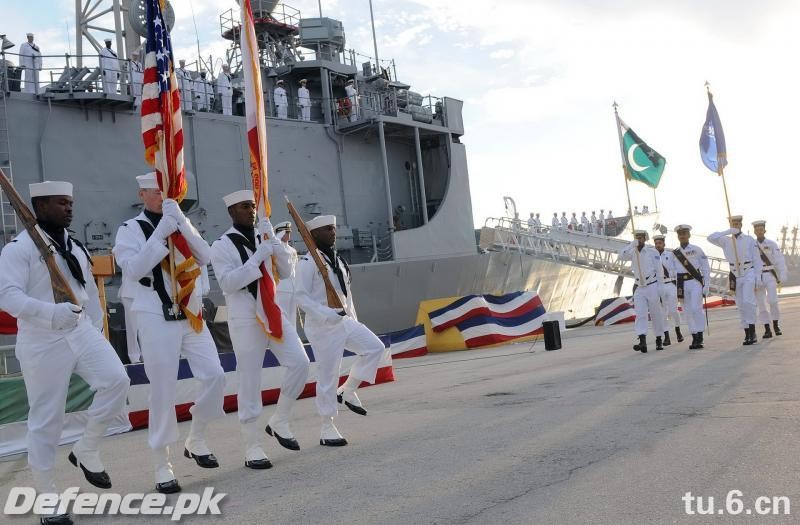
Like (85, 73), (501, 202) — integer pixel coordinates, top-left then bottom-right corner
(483, 217), (732, 295)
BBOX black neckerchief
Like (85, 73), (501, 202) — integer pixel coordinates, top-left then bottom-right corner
(319, 245), (347, 297)
(37, 220), (86, 287)
(143, 209), (162, 228)
(233, 224), (256, 247)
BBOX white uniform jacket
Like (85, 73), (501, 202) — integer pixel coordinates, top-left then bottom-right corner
(295, 250), (357, 324)
(112, 212), (211, 316)
(708, 229), (762, 278)
(755, 238), (788, 283)
(216, 73), (232, 97)
(19, 41), (42, 71)
(619, 242), (665, 289)
(671, 243), (711, 284)
(210, 227), (292, 321)
(0, 229), (103, 344)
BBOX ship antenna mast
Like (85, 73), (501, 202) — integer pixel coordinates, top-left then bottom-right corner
(189, 0), (203, 70)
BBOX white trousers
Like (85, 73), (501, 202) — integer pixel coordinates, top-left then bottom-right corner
(633, 283), (665, 337)
(299, 104), (311, 121)
(276, 104), (287, 119)
(16, 321), (129, 471)
(228, 314), (309, 424)
(349, 105), (360, 122)
(23, 68), (39, 93)
(221, 94), (232, 115)
(681, 279), (705, 334)
(276, 290), (297, 329)
(137, 312), (225, 450)
(658, 281), (681, 329)
(305, 316), (385, 418)
(734, 271), (757, 328)
(102, 72), (117, 94)
(756, 272), (780, 323)
(121, 298), (141, 363)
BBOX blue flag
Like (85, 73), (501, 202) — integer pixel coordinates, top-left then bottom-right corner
(699, 91), (727, 173)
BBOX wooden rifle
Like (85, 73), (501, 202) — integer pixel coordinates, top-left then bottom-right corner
(0, 168), (79, 304)
(284, 196), (345, 310)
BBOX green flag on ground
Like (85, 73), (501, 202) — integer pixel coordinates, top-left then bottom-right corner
(619, 119), (666, 188)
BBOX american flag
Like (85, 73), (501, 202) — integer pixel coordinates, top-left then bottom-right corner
(141, 0), (186, 201)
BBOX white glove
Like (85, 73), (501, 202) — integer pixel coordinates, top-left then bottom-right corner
(258, 218), (276, 239)
(51, 303), (83, 330)
(162, 199), (187, 226)
(726, 227), (740, 235)
(702, 284), (710, 296)
(322, 308), (346, 324)
(248, 240), (274, 266)
(153, 214), (179, 241)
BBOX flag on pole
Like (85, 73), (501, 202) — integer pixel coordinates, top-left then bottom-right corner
(142, 0), (203, 331)
(699, 91), (727, 173)
(618, 118), (666, 189)
(241, 0), (283, 340)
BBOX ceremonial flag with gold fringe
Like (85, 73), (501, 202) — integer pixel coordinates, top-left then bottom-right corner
(241, 0), (283, 339)
(141, 0), (203, 331)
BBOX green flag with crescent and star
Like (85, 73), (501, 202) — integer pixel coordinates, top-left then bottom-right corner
(619, 119), (666, 189)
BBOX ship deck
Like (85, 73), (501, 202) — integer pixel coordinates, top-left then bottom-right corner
(3, 297), (800, 524)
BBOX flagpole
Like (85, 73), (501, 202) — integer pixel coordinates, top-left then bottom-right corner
(653, 188), (658, 213)
(613, 101), (644, 285)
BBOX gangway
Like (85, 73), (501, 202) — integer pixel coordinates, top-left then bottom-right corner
(480, 217), (732, 295)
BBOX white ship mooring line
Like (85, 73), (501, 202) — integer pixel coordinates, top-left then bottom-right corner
(481, 217), (731, 295)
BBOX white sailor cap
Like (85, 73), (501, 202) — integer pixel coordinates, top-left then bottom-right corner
(306, 215), (336, 230)
(674, 224), (692, 232)
(136, 172), (159, 189)
(299, 78), (307, 84)
(752, 219), (766, 227)
(104, 38), (112, 43)
(223, 190), (254, 208)
(276, 79), (284, 85)
(26, 33), (34, 37)
(274, 221), (292, 232)
(729, 215), (743, 222)
(346, 79), (354, 85)
(633, 229), (648, 237)
(653, 234), (666, 241)
(29, 181), (73, 198)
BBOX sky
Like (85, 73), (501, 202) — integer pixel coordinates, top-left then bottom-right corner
(5, 0), (800, 241)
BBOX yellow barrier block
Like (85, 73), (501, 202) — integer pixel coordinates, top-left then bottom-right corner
(415, 296), (467, 353)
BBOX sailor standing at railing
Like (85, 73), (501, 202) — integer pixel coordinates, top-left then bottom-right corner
(274, 79), (288, 119)
(176, 59), (194, 111)
(345, 78), (359, 122)
(533, 213), (542, 232)
(708, 215), (762, 345)
(128, 50), (144, 109)
(217, 64), (233, 116)
(672, 225), (710, 349)
(551, 212), (559, 229)
(295, 215), (386, 446)
(580, 212), (589, 233)
(590, 211), (598, 234)
(569, 212), (578, 231)
(19, 33), (42, 94)
(653, 234), (682, 346)
(527, 213), (536, 232)
(193, 71), (212, 111)
(752, 220), (787, 339)
(619, 230), (666, 352)
(100, 38), (120, 94)
(210, 192), (309, 469)
(0, 181), (130, 525)
(298, 78), (311, 121)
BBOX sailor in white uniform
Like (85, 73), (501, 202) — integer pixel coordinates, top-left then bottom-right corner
(217, 64), (233, 116)
(619, 230), (666, 352)
(653, 234), (682, 346)
(672, 225), (710, 350)
(19, 33), (42, 94)
(210, 192), (309, 467)
(0, 181), (129, 525)
(752, 220), (787, 338)
(345, 79), (359, 122)
(590, 211), (597, 234)
(708, 215), (762, 345)
(176, 60), (194, 111)
(551, 213), (559, 229)
(274, 221), (299, 323)
(569, 212), (578, 231)
(274, 79), (288, 119)
(598, 209), (606, 235)
(99, 38), (120, 95)
(128, 50), (144, 109)
(295, 215), (385, 446)
(580, 212), (589, 233)
(533, 213), (542, 232)
(527, 213), (536, 232)
(113, 173), (225, 493)
(297, 78), (311, 121)
(193, 71), (212, 112)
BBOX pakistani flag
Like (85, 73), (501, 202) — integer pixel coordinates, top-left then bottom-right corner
(619, 119), (666, 189)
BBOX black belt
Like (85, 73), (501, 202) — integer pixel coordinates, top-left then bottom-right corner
(139, 277), (152, 287)
(662, 280), (676, 284)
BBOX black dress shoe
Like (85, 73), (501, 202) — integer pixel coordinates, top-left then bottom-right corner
(183, 448), (219, 468)
(676, 327), (684, 342)
(663, 331), (671, 346)
(68, 452), (111, 489)
(337, 394), (367, 416)
(655, 336), (664, 351)
(244, 458), (273, 469)
(40, 515), (73, 525)
(763, 324), (773, 339)
(265, 425), (300, 451)
(697, 332), (704, 348)
(688, 334), (699, 350)
(155, 479), (181, 494)
(319, 437), (348, 447)
(774, 321), (782, 336)
(742, 329), (753, 346)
